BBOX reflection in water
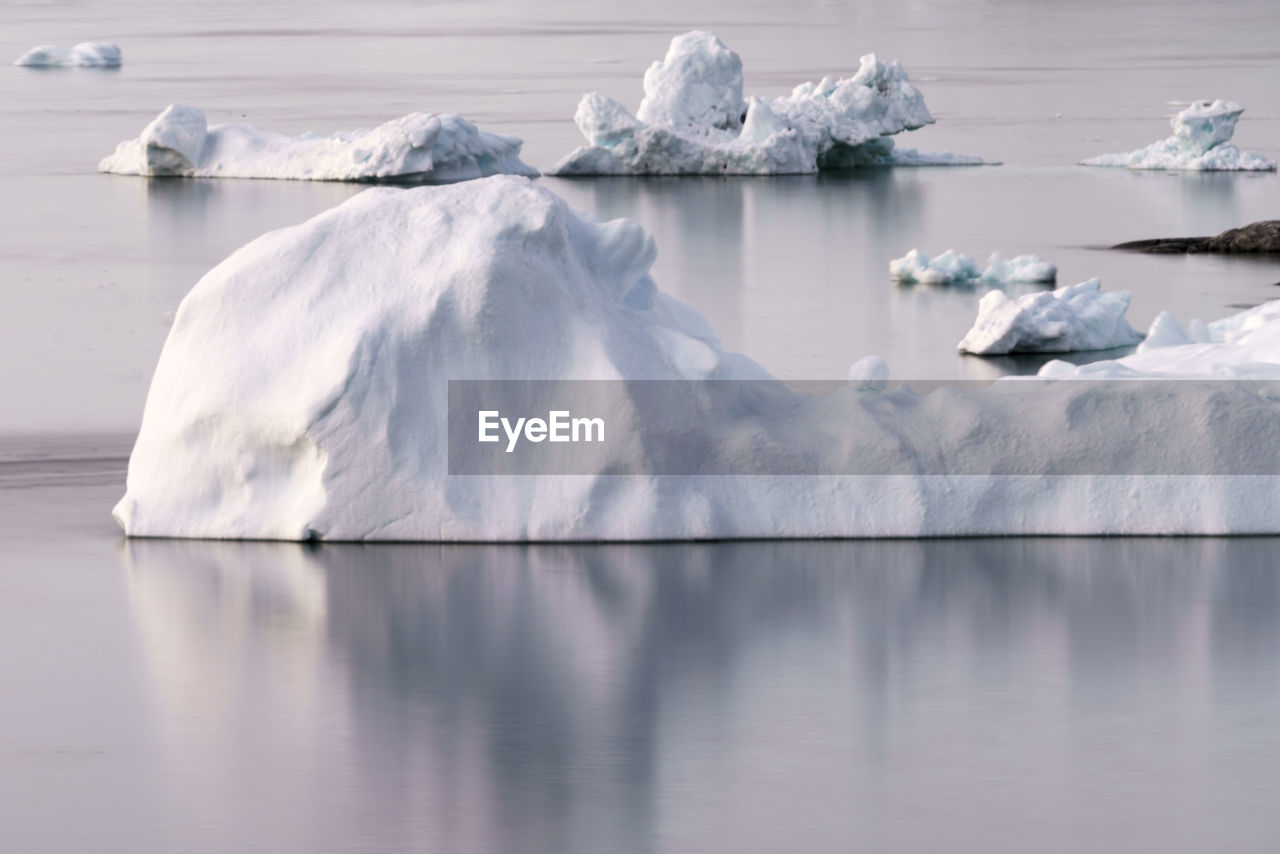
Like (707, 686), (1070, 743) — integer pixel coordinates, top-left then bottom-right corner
(561, 176), (750, 346)
(142, 176), (362, 254)
(120, 539), (1280, 853)
(144, 177), (217, 238)
(1174, 171), (1243, 232)
(967, 342), (1141, 376)
(549, 172), (934, 380)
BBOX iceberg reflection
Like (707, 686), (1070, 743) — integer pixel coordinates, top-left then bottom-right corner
(119, 538), (1280, 854)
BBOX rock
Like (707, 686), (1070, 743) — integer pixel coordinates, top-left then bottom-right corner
(1113, 220), (1280, 254)
(1203, 220), (1280, 253)
(1111, 237), (1207, 253)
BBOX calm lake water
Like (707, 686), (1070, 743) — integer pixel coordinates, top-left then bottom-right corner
(3, 0), (1280, 850)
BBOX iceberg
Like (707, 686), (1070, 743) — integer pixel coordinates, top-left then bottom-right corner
(14, 42), (121, 67)
(890, 249), (980, 285)
(890, 249), (1057, 285)
(99, 104), (538, 182)
(1082, 100), (1276, 171)
(958, 279), (1143, 355)
(551, 31), (985, 175)
(116, 177), (1280, 541)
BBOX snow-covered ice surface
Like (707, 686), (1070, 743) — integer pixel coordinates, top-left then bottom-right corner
(1040, 300), (1280, 379)
(14, 42), (121, 67)
(958, 279), (1142, 355)
(116, 177), (1280, 540)
(99, 104), (538, 181)
(1082, 99), (1276, 171)
(551, 31), (985, 175)
(890, 249), (1056, 285)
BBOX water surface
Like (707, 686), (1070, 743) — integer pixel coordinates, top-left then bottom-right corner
(2, 477), (1279, 852)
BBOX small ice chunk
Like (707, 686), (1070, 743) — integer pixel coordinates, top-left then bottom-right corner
(889, 249), (981, 285)
(848, 356), (889, 390)
(15, 42), (121, 67)
(890, 249), (1056, 286)
(1082, 100), (1276, 172)
(958, 278), (1144, 355)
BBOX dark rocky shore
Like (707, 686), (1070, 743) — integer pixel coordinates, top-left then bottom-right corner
(1113, 220), (1280, 254)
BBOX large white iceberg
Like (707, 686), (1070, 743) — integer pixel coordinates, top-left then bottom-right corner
(116, 177), (1280, 540)
(1082, 100), (1276, 171)
(99, 104), (538, 181)
(958, 279), (1143, 355)
(14, 42), (121, 67)
(890, 249), (1057, 286)
(551, 31), (984, 175)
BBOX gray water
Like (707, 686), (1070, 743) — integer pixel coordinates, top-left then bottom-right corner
(3, 478), (1280, 853)
(3, 0), (1280, 850)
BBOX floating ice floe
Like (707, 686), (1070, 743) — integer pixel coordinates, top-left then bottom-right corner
(890, 249), (1057, 285)
(1081, 100), (1276, 171)
(99, 104), (538, 181)
(551, 31), (985, 175)
(14, 42), (121, 67)
(116, 177), (1280, 540)
(958, 279), (1143, 355)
